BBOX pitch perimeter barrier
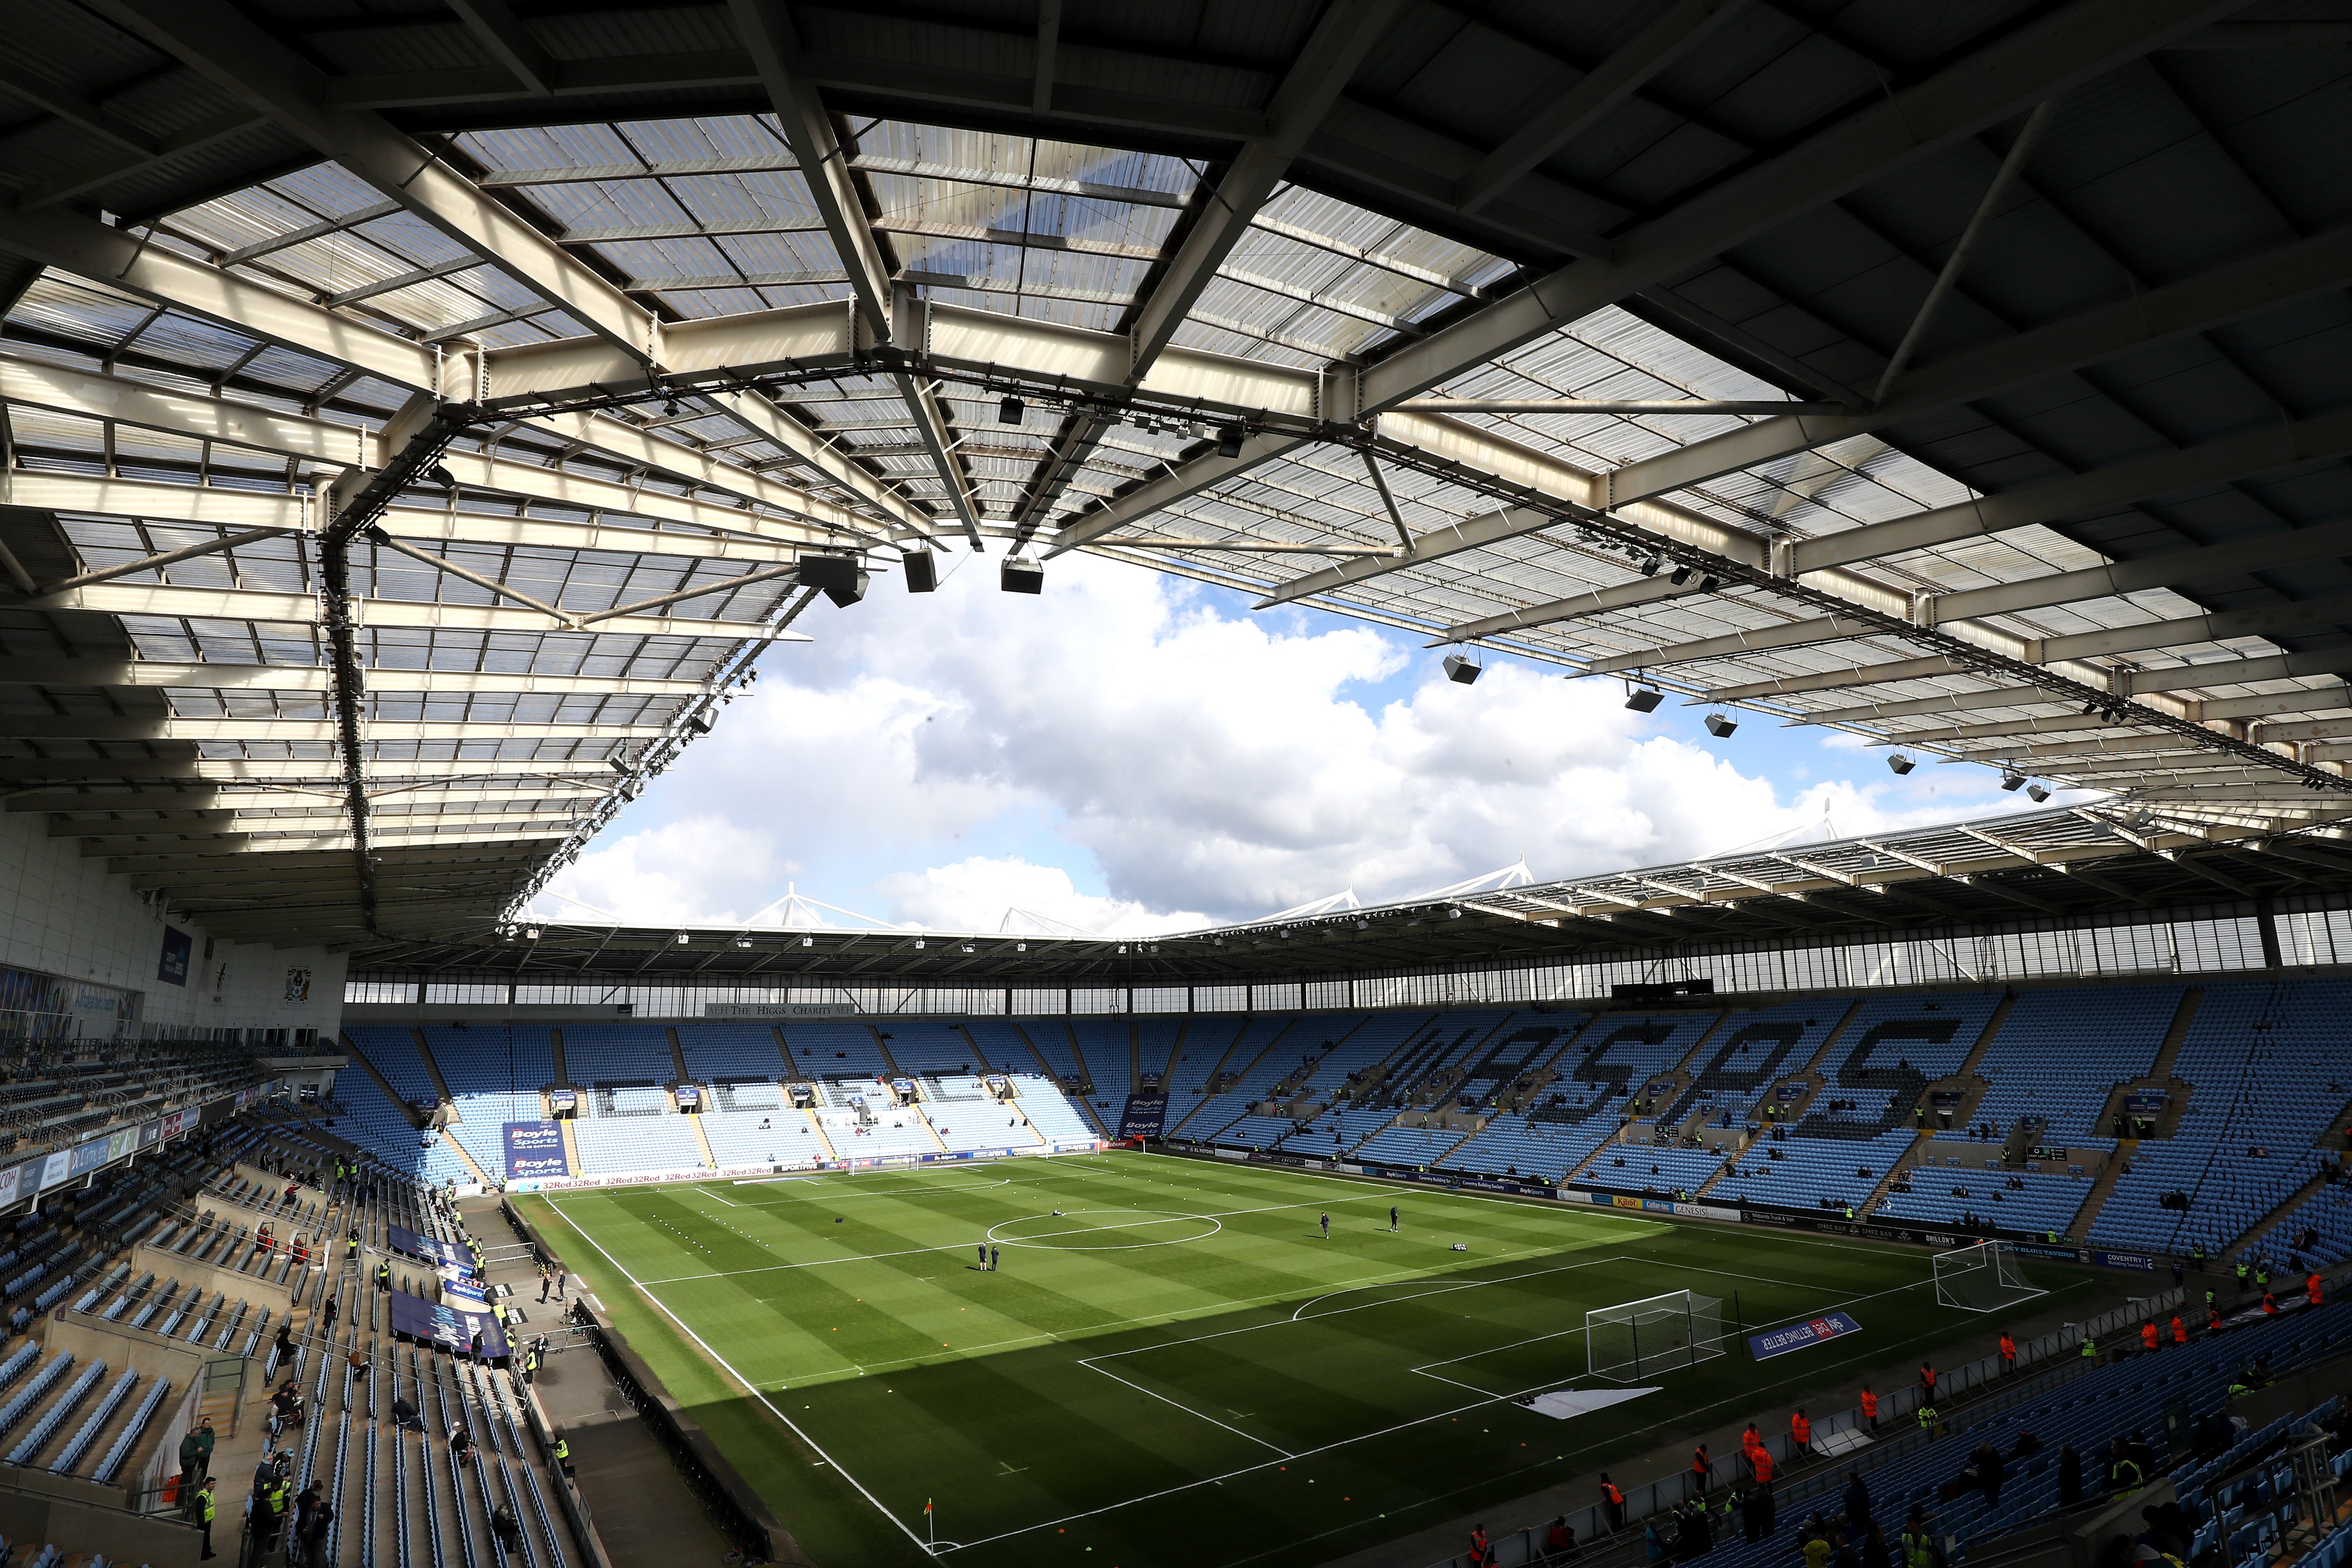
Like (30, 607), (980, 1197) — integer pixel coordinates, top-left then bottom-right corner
(1411, 1263), (2352, 1568)
(500, 1198), (792, 1566)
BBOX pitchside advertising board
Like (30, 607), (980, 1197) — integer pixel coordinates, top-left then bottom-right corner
(1749, 1311), (1863, 1360)
(502, 1121), (568, 1180)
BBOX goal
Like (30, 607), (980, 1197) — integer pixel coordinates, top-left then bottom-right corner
(1586, 1289), (1726, 1382)
(1934, 1240), (2047, 1313)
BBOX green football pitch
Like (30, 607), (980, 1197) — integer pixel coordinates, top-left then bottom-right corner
(518, 1151), (2102, 1568)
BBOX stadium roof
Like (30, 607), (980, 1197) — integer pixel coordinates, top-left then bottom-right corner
(354, 800), (2352, 987)
(4, 0), (2352, 953)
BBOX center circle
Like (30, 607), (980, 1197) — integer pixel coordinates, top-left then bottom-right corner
(984, 1208), (1223, 1250)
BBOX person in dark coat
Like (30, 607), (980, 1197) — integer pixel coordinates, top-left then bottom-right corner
(2057, 1445), (2084, 1507)
(1843, 1471), (1872, 1528)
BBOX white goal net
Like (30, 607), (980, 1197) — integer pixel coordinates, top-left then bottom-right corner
(1934, 1240), (2047, 1313)
(1586, 1290), (1726, 1382)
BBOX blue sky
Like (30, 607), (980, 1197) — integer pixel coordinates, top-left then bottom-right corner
(535, 552), (2047, 934)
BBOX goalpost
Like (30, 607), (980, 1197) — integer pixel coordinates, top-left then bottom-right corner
(1586, 1289), (1726, 1382)
(1934, 1240), (2048, 1313)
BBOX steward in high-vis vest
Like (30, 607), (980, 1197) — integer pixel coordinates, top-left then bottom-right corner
(376, 1260), (392, 1292)
(1859, 1385), (1879, 1430)
(1599, 1476), (1626, 1531)
(1899, 1519), (1937, 1568)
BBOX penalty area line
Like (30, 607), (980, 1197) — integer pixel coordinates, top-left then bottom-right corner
(546, 1195), (936, 1558)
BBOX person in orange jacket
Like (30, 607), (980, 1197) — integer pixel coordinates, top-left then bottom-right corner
(2308, 1271), (2325, 1307)
(1692, 1443), (1711, 1492)
(2140, 1320), (2160, 1353)
(1997, 1331), (2016, 1372)
(1790, 1408), (1812, 1457)
(1750, 1443), (1776, 1487)
(1859, 1384), (1879, 1432)
(2262, 1291), (2279, 1316)
(2171, 1316), (2187, 1347)
(1468, 1522), (1493, 1567)
(1599, 1475), (1626, 1533)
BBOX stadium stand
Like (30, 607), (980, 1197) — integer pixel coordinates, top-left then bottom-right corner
(2091, 982), (2352, 1257)
(1969, 983), (2182, 1141)
(781, 1021), (891, 1079)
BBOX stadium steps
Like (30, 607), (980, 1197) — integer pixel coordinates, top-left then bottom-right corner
(434, 1127), (495, 1189)
(340, 1035), (429, 1130)
(1128, 1023), (1143, 1095)
(1423, 1120), (1492, 1173)
(1056, 1021), (1096, 1093)
(1167, 1018), (1297, 1137)
(2149, 985), (2206, 1080)
(409, 1029), (461, 1108)
(1956, 991), (2017, 1079)
(685, 1114), (719, 1170)
(1171, 1016), (1260, 1121)
(1153, 1018), (1188, 1086)
(1856, 1130), (1933, 1219)
(868, 1025), (903, 1076)
(1669, 1010), (1732, 1074)
(2065, 1138), (2140, 1240)
(799, 1109), (839, 1163)
(2232, 1164), (2338, 1260)
(549, 1026), (569, 1085)
(1800, 998), (1868, 1074)
(663, 1028), (692, 1082)
(558, 1119), (582, 1176)
(914, 1107), (951, 1154)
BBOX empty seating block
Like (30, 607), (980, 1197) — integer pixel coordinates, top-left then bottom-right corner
(1973, 984), (2180, 1140)
(572, 1117), (705, 1176)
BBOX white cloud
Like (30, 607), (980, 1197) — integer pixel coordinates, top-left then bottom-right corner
(536, 553), (2031, 930)
(874, 856), (1210, 938)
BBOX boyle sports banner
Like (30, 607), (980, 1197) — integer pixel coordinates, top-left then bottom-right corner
(502, 1120), (569, 1180)
(1748, 1311), (1862, 1361)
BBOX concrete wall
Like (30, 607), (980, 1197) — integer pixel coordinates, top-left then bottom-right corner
(0, 809), (347, 1038)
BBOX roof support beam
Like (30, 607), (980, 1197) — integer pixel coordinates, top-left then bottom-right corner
(25, 581), (816, 643)
(445, 0), (556, 97)
(0, 473), (815, 567)
(1605, 222), (2352, 508)
(1454, 0), (1751, 213)
(1128, 0), (1403, 370)
(0, 657), (706, 699)
(727, 0), (893, 338)
(1046, 0), (2234, 557)
(1363, 0), (2227, 414)
(1609, 517), (2352, 674)
(1792, 406), (2352, 574)
(86, 0), (653, 360)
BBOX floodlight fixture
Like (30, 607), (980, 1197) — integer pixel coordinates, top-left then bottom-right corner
(1639, 555), (1661, 576)
(2026, 783), (2051, 802)
(1443, 651), (1483, 684)
(1887, 753), (1914, 775)
(2000, 772), (2025, 791)
(686, 713), (712, 734)
(1624, 686), (1664, 713)
(2083, 699), (2102, 715)
(1697, 575), (1721, 592)
(961, 942), (976, 953)
(607, 753), (631, 774)
(1001, 557), (1044, 594)
(999, 395), (1025, 425)
(1704, 712), (1738, 737)
(913, 937), (926, 950)
(675, 932), (690, 945)
(523, 927), (540, 941)
(425, 464), (458, 489)
(734, 936), (753, 949)
(1216, 423), (1246, 458)
(800, 935), (813, 947)
(1670, 566), (1694, 586)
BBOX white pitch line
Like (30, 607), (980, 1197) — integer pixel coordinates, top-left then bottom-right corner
(1078, 1358), (1295, 1457)
(546, 1196), (937, 1559)
(635, 1190), (1388, 1285)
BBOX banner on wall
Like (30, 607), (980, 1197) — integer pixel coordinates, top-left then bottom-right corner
(546, 1090), (577, 1115)
(38, 1152), (72, 1191)
(283, 967), (312, 1004)
(706, 1002), (859, 1018)
(1749, 1312), (1863, 1361)
(157, 928), (192, 986)
(501, 1122), (569, 1181)
(387, 1289), (507, 1359)
(0, 1164), (21, 1209)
